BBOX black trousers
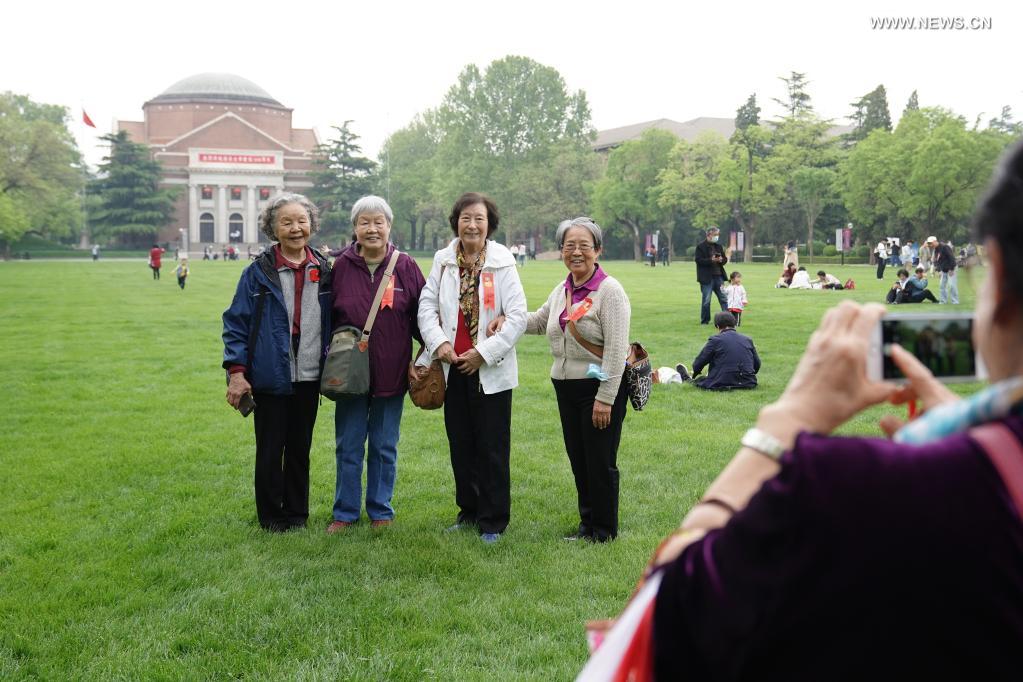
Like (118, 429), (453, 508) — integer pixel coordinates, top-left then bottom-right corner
(252, 381), (319, 530)
(553, 377), (629, 541)
(444, 369), (512, 534)
(876, 259), (886, 280)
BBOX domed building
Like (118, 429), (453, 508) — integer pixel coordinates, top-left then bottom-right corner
(117, 73), (319, 249)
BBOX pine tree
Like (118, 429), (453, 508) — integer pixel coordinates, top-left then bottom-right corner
(735, 93), (761, 131)
(773, 72), (813, 119)
(89, 131), (178, 246)
(848, 85), (892, 142)
(903, 90), (920, 117)
(309, 121), (377, 235)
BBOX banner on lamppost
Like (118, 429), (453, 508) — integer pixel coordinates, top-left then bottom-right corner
(735, 231), (745, 252)
(835, 228), (845, 252)
(843, 226), (852, 251)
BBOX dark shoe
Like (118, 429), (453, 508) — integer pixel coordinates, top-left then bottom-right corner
(481, 532), (501, 544)
(675, 363), (691, 382)
(370, 519), (392, 529)
(326, 520), (354, 534)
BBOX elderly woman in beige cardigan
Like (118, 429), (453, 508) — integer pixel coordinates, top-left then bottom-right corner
(492, 217), (631, 541)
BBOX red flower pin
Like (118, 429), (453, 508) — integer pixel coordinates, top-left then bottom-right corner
(309, 268), (320, 283)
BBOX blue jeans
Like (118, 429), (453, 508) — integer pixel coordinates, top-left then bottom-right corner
(700, 277), (727, 324)
(333, 393), (404, 522)
(939, 270), (959, 304)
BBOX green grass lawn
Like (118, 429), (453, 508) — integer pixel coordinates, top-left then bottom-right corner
(0, 258), (979, 679)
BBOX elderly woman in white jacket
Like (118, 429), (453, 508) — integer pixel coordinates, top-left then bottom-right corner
(417, 192), (527, 544)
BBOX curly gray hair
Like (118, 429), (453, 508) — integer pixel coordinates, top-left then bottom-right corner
(259, 192), (319, 241)
(555, 216), (603, 251)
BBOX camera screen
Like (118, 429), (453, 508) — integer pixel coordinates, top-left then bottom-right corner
(881, 317), (976, 380)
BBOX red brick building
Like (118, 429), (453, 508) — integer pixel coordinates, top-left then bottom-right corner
(118, 73), (318, 248)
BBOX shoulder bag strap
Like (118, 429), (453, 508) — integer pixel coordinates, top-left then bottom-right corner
(565, 288), (604, 359)
(971, 422), (1023, 519)
(359, 249), (402, 349)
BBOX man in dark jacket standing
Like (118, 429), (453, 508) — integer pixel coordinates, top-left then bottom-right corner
(694, 226), (728, 324)
(677, 312), (760, 390)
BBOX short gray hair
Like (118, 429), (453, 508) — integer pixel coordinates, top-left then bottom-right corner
(555, 217), (603, 251)
(260, 192), (319, 241)
(351, 195), (393, 227)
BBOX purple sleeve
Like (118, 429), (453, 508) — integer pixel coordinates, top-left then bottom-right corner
(653, 428), (1017, 679)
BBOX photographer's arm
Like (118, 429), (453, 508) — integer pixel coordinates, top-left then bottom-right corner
(654, 302), (898, 566)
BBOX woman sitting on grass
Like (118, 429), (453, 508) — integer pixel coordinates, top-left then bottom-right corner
(648, 141), (1023, 679)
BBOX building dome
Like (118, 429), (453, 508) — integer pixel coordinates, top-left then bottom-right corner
(150, 73), (283, 107)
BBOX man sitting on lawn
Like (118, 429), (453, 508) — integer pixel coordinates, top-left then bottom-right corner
(676, 312), (761, 390)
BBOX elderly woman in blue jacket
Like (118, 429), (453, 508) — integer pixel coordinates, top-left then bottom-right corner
(222, 192), (331, 532)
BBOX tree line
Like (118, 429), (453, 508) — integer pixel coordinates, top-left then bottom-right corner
(2, 60), (1020, 259)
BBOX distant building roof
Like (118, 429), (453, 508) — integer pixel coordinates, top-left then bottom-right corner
(594, 116), (854, 151)
(149, 73), (283, 107)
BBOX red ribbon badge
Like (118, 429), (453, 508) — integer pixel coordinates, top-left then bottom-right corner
(481, 272), (495, 310)
(381, 276), (395, 309)
(567, 297), (593, 322)
(309, 268), (320, 283)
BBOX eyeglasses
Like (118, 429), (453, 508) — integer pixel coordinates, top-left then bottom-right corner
(562, 243), (594, 253)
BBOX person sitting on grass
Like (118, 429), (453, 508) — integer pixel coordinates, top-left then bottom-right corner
(816, 270), (844, 290)
(775, 263), (797, 288)
(886, 269), (911, 304)
(676, 312), (760, 390)
(788, 266), (813, 290)
(903, 266), (940, 303)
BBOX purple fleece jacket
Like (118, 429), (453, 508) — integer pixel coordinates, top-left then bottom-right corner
(330, 243), (425, 397)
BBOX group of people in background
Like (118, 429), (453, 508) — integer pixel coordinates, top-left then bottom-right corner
(222, 192), (632, 544)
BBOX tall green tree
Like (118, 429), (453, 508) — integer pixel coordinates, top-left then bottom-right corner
(838, 108), (1006, 243)
(773, 71), (813, 119)
(902, 90), (920, 119)
(310, 121), (377, 235)
(431, 55), (595, 247)
(378, 113), (442, 249)
(848, 85), (892, 142)
(89, 131), (177, 246)
(591, 129), (677, 260)
(791, 167), (836, 257)
(988, 106), (1022, 136)
(0, 92), (84, 254)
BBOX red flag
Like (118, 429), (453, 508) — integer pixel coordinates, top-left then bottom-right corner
(82, 109), (96, 128)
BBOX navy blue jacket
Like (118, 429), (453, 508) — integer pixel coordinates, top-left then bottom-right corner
(692, 328), (761, 390)
(222, 249), (332, 395)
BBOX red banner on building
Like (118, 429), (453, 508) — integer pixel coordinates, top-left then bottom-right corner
(198, 153), (275, 164)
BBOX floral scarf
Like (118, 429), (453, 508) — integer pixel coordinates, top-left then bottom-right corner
(457, 242), (487, 344)
(894, 376), (1023, 445)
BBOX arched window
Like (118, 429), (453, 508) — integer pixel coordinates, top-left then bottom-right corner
(229, 213), (244, 243)
(199, 213), (215, 242)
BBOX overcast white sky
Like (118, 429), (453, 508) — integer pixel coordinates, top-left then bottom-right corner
(4, 0), (1018, 168)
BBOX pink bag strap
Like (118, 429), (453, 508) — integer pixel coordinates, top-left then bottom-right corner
(970, 422), (1023, 519)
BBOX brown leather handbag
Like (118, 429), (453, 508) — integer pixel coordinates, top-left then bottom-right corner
(408, 346), (445, 410)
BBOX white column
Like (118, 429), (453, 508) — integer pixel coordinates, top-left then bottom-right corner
(216, 185), (228, 243)
(188, 183), (199, 244)
(245, 184), (258, 243)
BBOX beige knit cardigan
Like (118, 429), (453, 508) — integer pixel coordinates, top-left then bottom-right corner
(525, 275), (631, 404)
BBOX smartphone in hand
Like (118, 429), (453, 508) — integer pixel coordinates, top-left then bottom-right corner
(238, 393), (256, 417)
(868, 312), (986, 383)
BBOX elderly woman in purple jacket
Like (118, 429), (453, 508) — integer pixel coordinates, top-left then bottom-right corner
(326, 196), (425, 533)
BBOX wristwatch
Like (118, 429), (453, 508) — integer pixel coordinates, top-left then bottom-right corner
(740, 427), (786, 461)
